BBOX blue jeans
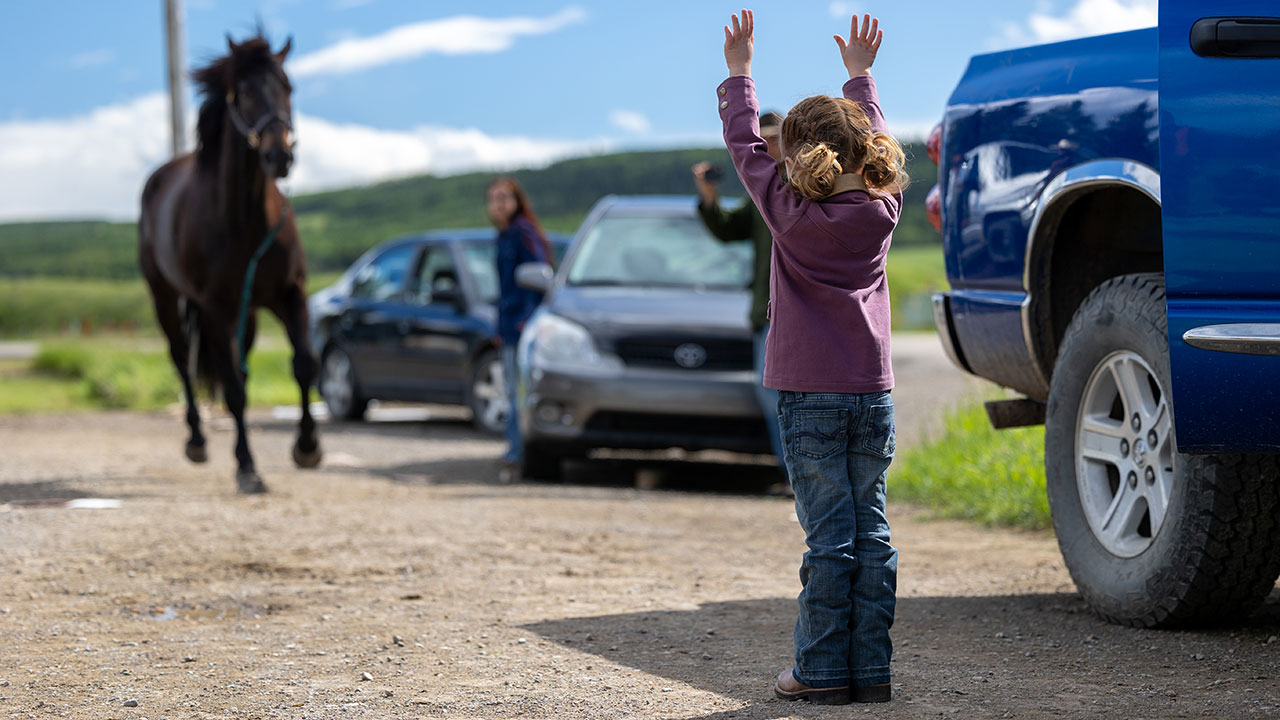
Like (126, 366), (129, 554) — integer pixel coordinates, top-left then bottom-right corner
(502, 346), (521, 462)
(778, 390), (897, 689)
(753, 325), (785, 471)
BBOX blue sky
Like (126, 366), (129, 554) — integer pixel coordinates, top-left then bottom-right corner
(0, 0), (1157, 220)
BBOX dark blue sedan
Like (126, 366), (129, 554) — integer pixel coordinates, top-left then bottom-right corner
(309, 229), (568, 431)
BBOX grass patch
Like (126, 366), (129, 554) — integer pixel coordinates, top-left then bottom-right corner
(2, 336), (305, 413)
(892, 402), (1050, 530)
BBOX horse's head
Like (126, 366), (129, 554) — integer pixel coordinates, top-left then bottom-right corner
(196, 34), (296, 179)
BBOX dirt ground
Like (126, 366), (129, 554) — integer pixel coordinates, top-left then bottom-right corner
(1, 334), (1278, 719)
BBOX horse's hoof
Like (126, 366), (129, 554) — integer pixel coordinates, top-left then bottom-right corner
(292, 443), (322, 469)
(185, 442), (208, 464)
(236, 471), (268, 495)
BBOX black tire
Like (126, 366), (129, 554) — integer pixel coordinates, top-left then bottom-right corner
(521, 442), (566, 482)
(468, 349), (507, 435)
(1045, 273), (1280, 627)
(319, 346), (368, 421)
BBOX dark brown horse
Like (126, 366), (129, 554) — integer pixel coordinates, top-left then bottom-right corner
(139, 33), (320, 494)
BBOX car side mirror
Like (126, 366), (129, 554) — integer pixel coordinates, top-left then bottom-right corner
(515, 262), (554, 293)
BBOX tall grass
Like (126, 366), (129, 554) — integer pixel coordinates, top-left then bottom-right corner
(892, 403), (1050, 530)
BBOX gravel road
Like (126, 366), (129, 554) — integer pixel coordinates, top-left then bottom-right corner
(1, 333), (1277, 719)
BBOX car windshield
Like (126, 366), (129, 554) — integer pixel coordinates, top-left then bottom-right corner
(566, 214), (752, 289)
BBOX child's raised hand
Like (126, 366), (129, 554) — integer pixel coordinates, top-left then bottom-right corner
(834, 13), (882, 78)
(723, 9), (753, 77)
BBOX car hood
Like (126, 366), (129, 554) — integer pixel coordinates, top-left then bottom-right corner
(550, 285), (752, 339)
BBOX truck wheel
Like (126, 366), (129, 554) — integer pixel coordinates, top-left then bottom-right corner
(1045, 273), (1280, 627)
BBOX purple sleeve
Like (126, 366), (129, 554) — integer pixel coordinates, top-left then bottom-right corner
(842, 75), (903, 213)
(717, 76), (806, 236)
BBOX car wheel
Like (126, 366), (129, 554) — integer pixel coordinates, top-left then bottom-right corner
(468, 350), (508, 435)
(320, 346), (368, 421)
(521, 442), (566, 482)
(1045, 273), (1280, 627)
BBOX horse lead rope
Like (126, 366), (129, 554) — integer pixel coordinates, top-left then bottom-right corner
(235, 201), (292, 377)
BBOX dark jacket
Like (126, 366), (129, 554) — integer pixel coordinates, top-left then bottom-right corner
(697, 198), (772, 330)
(495, 214), (548, 345)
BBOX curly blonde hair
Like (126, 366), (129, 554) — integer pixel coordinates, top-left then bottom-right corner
(781, 95), (908, 200)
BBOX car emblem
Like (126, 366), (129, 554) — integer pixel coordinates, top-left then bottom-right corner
(673, 343), (707, 369)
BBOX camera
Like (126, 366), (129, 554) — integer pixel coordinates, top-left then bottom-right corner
(703, 165), (723, 182)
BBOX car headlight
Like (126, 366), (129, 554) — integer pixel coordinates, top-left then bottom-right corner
(525, 312), (604, 370)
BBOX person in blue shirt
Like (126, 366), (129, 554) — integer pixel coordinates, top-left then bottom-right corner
(487, 177), (552, 467)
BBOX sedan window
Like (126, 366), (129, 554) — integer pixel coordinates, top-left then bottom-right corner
(567, 215), (751, 289)
(410, 248), (463, 306)
(351, 245), (416, 302)
(462, 243), (500, 305)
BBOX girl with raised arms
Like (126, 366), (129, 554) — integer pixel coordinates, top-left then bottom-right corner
(716, 9), (908, 705)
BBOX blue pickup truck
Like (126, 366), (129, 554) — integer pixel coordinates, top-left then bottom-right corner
(930, 2), (1280, 627)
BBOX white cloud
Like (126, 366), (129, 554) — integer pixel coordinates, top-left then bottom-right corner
(0, 93), (609, 222)
(67, 49), (115, 70)
(0, 93), (172, 221)
(888, 119), (937, 143)
(996, 0), (1156, 48)
(289, 115), (608, 192)
(608, 110), (651, 135)
(828, 2), (859, 19)
(289, 7), (587, 79)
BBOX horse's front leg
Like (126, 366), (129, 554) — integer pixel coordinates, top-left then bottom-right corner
(209, 317), (265, 494)
(274, 284), (322, 469)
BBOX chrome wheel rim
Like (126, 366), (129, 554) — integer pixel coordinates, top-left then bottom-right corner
(321, 350), (353, 417)
(472, 357), (508, 432)
(1075, 350), (1175, 558)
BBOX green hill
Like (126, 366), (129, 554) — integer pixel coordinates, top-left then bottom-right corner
(0, 145), (937, 280)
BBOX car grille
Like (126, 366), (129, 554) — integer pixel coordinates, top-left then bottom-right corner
(613, 337), (753, 371)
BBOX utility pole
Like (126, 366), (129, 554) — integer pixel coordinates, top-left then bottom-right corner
(164, 0), (187, 157)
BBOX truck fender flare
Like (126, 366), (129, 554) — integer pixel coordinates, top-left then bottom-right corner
(1020, 159), (1162, 390)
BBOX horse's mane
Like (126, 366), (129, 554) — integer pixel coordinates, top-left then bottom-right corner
(191, 35), (289, 167)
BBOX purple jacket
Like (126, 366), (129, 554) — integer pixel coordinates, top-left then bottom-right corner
(718, 74), (901, 393)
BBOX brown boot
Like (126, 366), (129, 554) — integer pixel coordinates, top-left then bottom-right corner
(773, 669), (851, 705)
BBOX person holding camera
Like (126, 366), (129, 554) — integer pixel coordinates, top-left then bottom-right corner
(691, 110), (786, 475)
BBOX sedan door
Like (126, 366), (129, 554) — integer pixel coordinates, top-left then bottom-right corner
(397, 245), (477, 402)
(1159, 3), (1280, 452)
(340, 243), (419, 397)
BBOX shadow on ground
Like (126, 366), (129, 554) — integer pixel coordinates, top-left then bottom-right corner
(522, 591), (1280, 719)
(266, 413), (790, 496)
(356, 450), (787, 497)
(0, 480), (102, 503)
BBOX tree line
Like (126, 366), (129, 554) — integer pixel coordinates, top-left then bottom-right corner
(0, 145), (936, 280)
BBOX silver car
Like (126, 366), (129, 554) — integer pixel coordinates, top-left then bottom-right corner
(515, 195), (770, 480)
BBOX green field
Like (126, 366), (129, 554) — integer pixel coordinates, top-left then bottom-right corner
(0, 246), (944, 339)
(0, 273), (343, 340)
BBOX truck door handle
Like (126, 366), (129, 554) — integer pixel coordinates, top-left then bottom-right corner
(1191, 17), (1280, 57)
